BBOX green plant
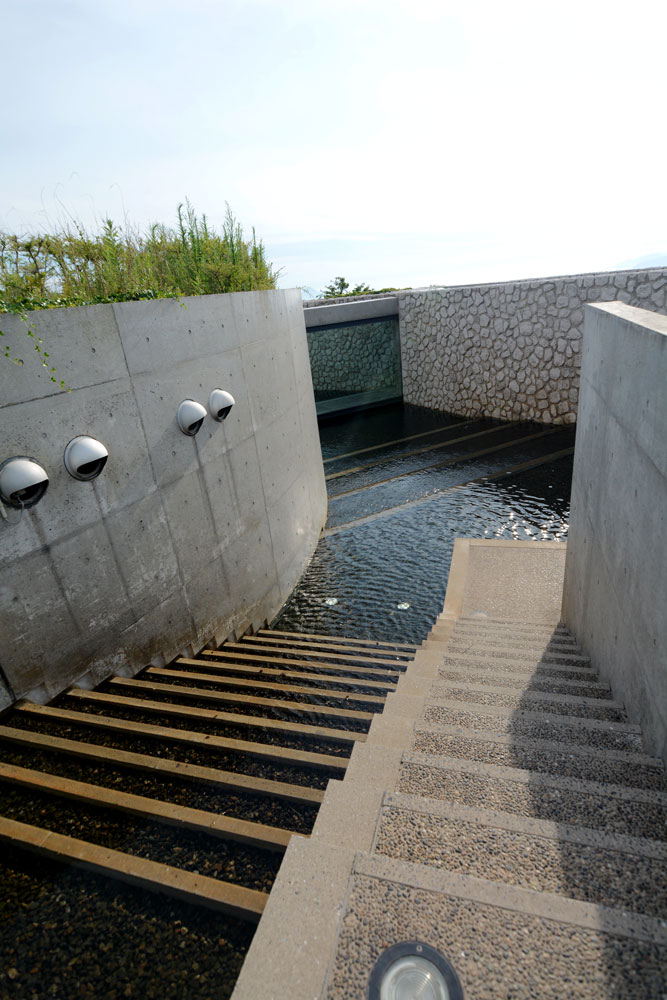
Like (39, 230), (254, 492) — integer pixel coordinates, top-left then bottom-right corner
(0, 201), (278, 390)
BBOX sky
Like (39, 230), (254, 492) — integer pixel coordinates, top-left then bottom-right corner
(2, 0), (666, 295)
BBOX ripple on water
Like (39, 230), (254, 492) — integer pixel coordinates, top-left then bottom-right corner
(274, 455), (572, 645)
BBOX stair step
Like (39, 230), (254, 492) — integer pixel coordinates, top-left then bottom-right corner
(455, 616), (570, 635)
(441, 650), (591, 671)
(449, 629), (583, 652)
(376, 793), (667, 917)
(427, 682), (626, 722)
(438, 658), (597, 682)
(445, 643), (590, 667)
(418, 702), (644, 753)
(433, 671), (610, 700)
(412, 725), (666, 791)
(398, 753), (667, 841)
(256, 628), (417, 652)
(326, 853), (667, 998)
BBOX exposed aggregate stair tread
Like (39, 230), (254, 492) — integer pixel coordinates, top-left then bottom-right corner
(346, 615), (667, 998)
(0, 631), (410, 922)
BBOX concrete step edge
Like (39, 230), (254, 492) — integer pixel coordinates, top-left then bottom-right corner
(380, 790), (667, 860)
(353, 853), (667, 946)
(438, 660), (598, 680)
(401, 751), (667, 806)
(413, 721), (662, 768)
(456, 617), (570, 632)
(430, 681), (621, 710)
(418, 698), (643, 734)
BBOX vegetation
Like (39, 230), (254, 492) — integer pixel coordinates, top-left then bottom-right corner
(321, 276), (406, 298)
(1, 201), (278, 388)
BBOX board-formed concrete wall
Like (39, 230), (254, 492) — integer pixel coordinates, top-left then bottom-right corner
(398, 268), (667, 424)
(0, 290), (326, 709)
(562, 302), (667, 763)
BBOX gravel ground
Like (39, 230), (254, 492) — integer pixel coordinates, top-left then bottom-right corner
(375, 808), (667, 916)
(324, 876), (667, 999)
(417, 709), (644, 753)
(397, 764), (667, 841)
(0, 786), (282, 894)
(0, 847), (254, 999)
(412, 731), (667, 791)
(0, 746), (318, 835)
(5, 715), (340, 789)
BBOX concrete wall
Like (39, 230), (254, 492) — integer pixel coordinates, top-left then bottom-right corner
(562, 302), (667, 763)
(398, 268), (667, 424)
(0, 290), (326, 709)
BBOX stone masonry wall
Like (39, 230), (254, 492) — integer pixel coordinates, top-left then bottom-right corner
(307, 317), (401, 397)
(398, 268), (667, 424)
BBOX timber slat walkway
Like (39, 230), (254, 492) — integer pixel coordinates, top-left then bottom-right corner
(0, 629), (413, 920)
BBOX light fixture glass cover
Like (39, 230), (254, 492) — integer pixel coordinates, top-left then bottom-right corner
(368, 942), (463, 1000)
(209, 388), (235, 421)
(177, 399), (207, 436)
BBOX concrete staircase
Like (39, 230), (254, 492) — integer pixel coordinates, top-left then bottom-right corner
(233, 541), (667, 1000)
(323, 614), (667, 998)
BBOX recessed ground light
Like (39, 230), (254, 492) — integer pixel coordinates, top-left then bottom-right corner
(397, 602), (410, 610)
(324, 597), (338, 606)
(368, 941), (463, 1000)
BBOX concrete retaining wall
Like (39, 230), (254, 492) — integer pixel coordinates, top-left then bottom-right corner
(562, 302), (667, 763)
(0, 290), (326, 709)
(398, 268), (667, 424)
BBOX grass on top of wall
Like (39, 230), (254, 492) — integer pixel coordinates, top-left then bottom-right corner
(1, 201), (279, 387)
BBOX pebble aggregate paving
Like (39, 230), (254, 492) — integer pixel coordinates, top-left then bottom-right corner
(397, 764), (667, 841)
(325, 877), (667, 999)
(376, 808), (667, 916)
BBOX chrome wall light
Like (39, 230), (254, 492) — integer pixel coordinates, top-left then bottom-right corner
(368, 941), (463, 1000)
(64, 436), (109, 481)
(209, 388), (235, 421)
(177, 399), (207, 436)
(0, 456), (49, 509)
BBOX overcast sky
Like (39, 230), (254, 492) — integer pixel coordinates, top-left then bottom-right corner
(2, 0), (666, 294)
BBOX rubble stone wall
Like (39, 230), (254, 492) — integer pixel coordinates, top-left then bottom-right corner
(398, 268), (667, 423)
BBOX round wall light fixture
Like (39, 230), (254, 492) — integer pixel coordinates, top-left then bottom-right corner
(64, 436), (109, 481)
(0, 456), (49, 509)
(368, 941), (463, 1000)
(209, 388), (235, 421)
(177, 399), (207, 436)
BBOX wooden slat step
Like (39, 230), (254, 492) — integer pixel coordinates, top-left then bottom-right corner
(176, 658), (397, 691)
(239, 635), (414, 660)
(0, 761), (292, 851)
(257, 628), (417, 651)
(65, 689), (367, 746)
(145, 666), (387, 706)
(15, 703), (348, 773)
(209, 644), (408, 669)
(0, 815), (268, 920)
(0, 725), (324, 805)
(201, 649), (402, 678)
(108, 676), (375, 722)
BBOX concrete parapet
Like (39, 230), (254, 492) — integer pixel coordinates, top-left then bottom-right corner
(563, 301), (667, 763)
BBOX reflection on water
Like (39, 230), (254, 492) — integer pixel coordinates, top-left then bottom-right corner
(274, 405), (573, 644)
